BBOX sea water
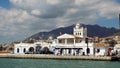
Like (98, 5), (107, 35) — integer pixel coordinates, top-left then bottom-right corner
(0, 59), (120, 68)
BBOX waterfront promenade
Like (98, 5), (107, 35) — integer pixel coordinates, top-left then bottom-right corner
(0, 54), (119, 61)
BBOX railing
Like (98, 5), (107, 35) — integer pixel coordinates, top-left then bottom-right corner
(56, 44), (74, 46)
(56, 43), (94, 47)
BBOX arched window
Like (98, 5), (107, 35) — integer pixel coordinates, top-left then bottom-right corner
(17, 48), (19, 53)
(36, 46), (41, 54)
(97, 49), (100, 53)
(29, 47), (34, 53)
(23, 48), (26, 53)
(76, 33), (77, 35)
(80, 33), (81, 35)
(42, 47), (50, 54)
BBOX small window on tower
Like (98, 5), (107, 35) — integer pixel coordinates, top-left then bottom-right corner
(76, 33), (77, 35)
(80, 33), (81, 35)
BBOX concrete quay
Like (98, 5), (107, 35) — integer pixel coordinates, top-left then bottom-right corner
(0, 54), (120, 61)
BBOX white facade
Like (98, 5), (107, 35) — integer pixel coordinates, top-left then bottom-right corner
(53, 24), (108, 56)
(114, 44), (120, 56)
(114, 44), (120, 51)
(54, 34), (94, 55)
(94, 46), (109, 56)
(54, 24), (94, 56)
(14, 43), (35, 54)
(14, 42), (51, 54)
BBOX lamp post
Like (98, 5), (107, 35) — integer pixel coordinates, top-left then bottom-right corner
(118, 14), (120, 43)
(85, 38), (89, 56)
(119, 14), (120, 30)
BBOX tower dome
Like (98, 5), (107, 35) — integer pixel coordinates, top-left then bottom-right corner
(75, 23), (80, 29)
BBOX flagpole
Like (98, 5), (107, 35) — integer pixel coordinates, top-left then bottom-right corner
(119, 14), (120, 36)
(119, 14), (120, 30)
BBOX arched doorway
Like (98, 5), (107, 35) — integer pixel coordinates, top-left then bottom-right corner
(29, 47), (34, 54)
(86, 48), (90, 55)
(23, 48), (26, 53)
(35, 46), (41, 54)
(17, 48), (19, 53)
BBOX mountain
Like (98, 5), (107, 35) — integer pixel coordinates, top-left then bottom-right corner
(113, 32), (120, 36)
(24, 24), (120, 41)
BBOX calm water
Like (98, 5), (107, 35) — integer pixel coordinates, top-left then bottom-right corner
(0, 59), (120, 68)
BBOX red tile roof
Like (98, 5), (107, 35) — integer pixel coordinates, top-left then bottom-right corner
(95, 42), (108, 47)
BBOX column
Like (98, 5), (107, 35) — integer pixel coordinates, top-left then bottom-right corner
(65, 49), (66, 55)
(67, 49), (69, 55)
(62, 49), (65, 55)
(20, 46), (22, 54)
(65, 39), (67, 45)
(71, 49), (74, 55)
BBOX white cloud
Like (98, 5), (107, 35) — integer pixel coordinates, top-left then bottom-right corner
(0, 0), (120, 43)
(31, 9), (41, 16)
(47, 0), (60, 5)
(98, 1), (120, 19)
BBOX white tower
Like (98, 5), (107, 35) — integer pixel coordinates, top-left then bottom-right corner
(73, 24), (87, 38)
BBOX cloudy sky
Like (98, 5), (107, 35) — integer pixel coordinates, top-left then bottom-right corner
(0, 0), (120, 43)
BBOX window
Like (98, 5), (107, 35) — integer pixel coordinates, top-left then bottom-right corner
(23, 48), (26, 53)
(17, 48), (19, 53)
(59, 39), (62, 43)
(76, 33), (77, 35)
(80, 33), (81, 35)
(29, 47), (34, 52)
(97, 49), (100, 53)
(36, 46), (41, 53)
(36, 44), (41, 46)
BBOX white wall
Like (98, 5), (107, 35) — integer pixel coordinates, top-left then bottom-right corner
(14, 43), (35, 54)
(14, 42), (51, 54)
(94, 47), (109, 56)
(82, 43), (94, 55)
(55, 41), (94, 56)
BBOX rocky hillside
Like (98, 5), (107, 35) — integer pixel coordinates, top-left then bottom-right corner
(24, 24), (120, 41)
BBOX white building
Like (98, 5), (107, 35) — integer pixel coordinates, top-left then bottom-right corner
(14, 43), (35, 54)
(14, 41), (51, 54)
(53, 24), (109, 56)
(53, 24), (94, 55)
(94, 42), (109, 56)
(114, 44), (120, 56)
